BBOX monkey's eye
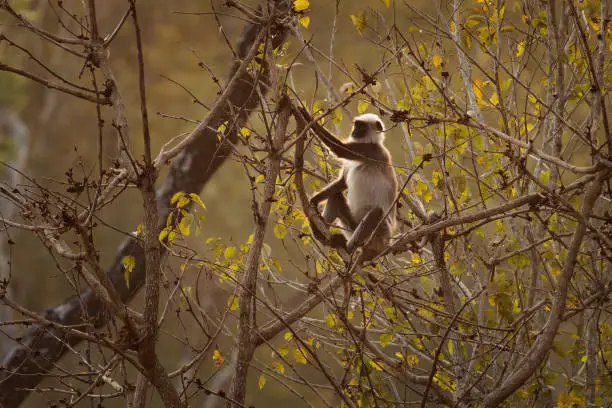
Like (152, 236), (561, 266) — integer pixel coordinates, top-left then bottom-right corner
(375, 121), (383, 132)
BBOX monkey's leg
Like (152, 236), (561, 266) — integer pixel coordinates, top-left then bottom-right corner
(322, 193), (357, 230)
(346, 207), (386, 252)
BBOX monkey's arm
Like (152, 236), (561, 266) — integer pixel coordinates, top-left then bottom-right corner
(310, 175), (357, 231)
(297, 107), (375, 161)
(310, 176), (346, 206)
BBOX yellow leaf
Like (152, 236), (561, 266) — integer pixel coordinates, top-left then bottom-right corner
(379, 333), (393, 347)
(274, 223), (287, 239)
(212, 349), (224, 368)
(357, 99), (368, 114)
(516, 41), (525, 57)
(432, 170), (443, 189)
(350, 12), (366, 35)
(258, 374), (266, 390)
(325, 313), (337, 329)
(224, 246), (236, 259)
(278, 344), (289, 357)
(228, 295), (239, 311)
(489, 92), (499, 106)
(332, 108), (343, 125)
(431, 55), (443, 71)
(411, 253), (421, 264)
(380, 0), (390, 7)
(293, 346), (307, 364)
(298, 15), (310, 28)
(240, 127), (251, 138)
(170, 191), (183, 205)
(539, 170), (550, 185)
(176, 194), (191, 209)
(472, 78), (484, 101)
(272, 361), (285, 374)
(189, 193), (206, 210)
(369, 359), (384, 371)
(122, 255), (136, 273)
(178, 214), (191, 236)
(122, 255), (135, 288)
(255, 174), (265, 183)
(293, 0), (309, 12)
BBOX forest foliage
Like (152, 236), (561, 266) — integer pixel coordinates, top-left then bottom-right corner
(0, 0), (611, 407)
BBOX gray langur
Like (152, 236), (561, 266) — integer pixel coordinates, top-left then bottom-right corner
(305, 110), (398, 259)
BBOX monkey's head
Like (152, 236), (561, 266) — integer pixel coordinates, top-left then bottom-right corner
(349, 113), (385, 144)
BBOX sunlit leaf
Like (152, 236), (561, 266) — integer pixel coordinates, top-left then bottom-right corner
(240, 127), (251, 138)
(299, 15), (310, 28)
(122, 255), (135, 288)
(293, 346), (307, 364)
(516, 41), (525, 57)
(258, 374), (266, 390)
(274, 223), (287, 239)
(224, 246), (236, 260)
(272, 361), (285, 374)
(293, 0), (309, 12)
(350, 12), (366, 35)
(122, 255), (135, 273)
(326, 313), (337, 329)
(539, 170), (550, 185)
(431, 55), (443, 71)
(379, 333), (393, 348)
(380, 0), (390, 8)
(178, 214), (192, 236)
(358, 99), (369, 114)
(369, 359), (384, 371)
(212, 349), (224, 368)
(228, 295), (239, 311)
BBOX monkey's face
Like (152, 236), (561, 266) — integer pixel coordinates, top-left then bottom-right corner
(350, 113), (385, 144)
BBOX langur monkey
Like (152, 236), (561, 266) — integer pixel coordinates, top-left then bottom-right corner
(305, 110), (398, 259)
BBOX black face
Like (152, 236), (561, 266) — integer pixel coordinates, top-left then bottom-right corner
(351, 120), (383, 139)
(351, 120), (369, 139)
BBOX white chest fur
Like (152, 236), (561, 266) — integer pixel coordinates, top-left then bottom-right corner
(344, 160), (395, 220)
